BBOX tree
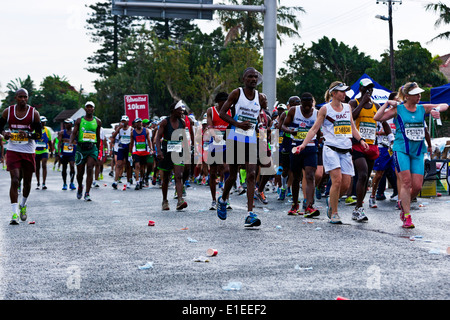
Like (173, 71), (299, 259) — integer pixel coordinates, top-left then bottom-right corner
(33, 75), (80, 129)
(366, 40), (447, 89)
(425, 1), (450, 43)
(85, 1), (140, 77)
(1, 75), (36, 110)
(217, 0), (305, 47)
(277, 37), (376, 104)
(310, 37), (376, 85)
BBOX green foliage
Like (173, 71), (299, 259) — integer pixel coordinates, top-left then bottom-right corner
(366, 40), (448, 90)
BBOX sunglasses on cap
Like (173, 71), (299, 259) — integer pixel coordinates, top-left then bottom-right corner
(329, 83), (349, 93)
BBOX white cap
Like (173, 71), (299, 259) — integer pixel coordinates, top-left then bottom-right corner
(360, 78), (374, 87)
(85, 101), (95, 107)
(121, 115), (129, 121)
(408, 87), (424, 95)
(175, 100), (186, 110)
(40, 116), (48, 122)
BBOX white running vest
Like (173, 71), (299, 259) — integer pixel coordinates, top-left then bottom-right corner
(227, 87), (261, 143)
(288, 106), (318, 147)
(322, 103), (352, 149)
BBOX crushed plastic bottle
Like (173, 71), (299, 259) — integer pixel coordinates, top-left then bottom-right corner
(193, 256), (210, 262)
(138, 261), (154, 270)
(222, 281), (242, 291)
(294, 265), (313, 271)
(187, 237), (198, 243)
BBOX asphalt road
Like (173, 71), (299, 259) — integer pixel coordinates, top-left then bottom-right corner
(0, 162), (448, 303)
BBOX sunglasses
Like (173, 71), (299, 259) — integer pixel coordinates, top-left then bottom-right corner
(329, 83), (348, 93)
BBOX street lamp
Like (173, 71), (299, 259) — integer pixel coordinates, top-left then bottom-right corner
(375, 0), (401, 91)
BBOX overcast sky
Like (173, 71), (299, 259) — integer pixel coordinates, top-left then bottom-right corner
(0, 0), (447, 95)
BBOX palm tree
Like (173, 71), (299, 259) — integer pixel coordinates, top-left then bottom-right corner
(1, 76), (35, 109)
(218, 0), (305, 47)
(425, 1), (450, 43)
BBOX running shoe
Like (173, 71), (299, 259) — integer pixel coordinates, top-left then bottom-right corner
(19, 205), (27, 221)
(288, 203), (299, 215)
(162, 200), (170, 211)
(352, 206), (368, 222)
(36, 184), (40, 190)
(62, 184), (68, 191)
(278, 188), (286, 200)
(135, 183), (140, 190)
(112, 182), (118, 190)
(77, 185), (83, 199)
(209, 201), (217, 210)
(10, 213), (20, 225)
(176, 198), (188, 211)
(238, 186), (246, 195)
(345, 196), (357, 206)
(42, 184), (47, 190)
(304, 205), (320, 218)
(390, 194), (398, 202)
(286, 188), (292, 197)
(369, 196), (377, 208)
(244, 212), (261, 228)
(329, 212), (342, 224)
(217, 196), (227, 220)
(69, 183), (76, 190)
(99, 173), (103, 180)
(256, 191), (268, 205)
(84, 193), (92, 201)
(402, 215), (415, 228)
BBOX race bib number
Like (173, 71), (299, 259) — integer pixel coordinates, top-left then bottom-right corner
(120, 135), (131, 145)
(333, 120), (352, 137)
(291, 127), (309, 141)
(235, 115), (257, 137)
(359, 122), (376, 141)
(63, 143), (73, 153)
(167, 140), (182, 153)
(404, 123), (425, 141)
(10, 131), (29, 145)
(82, 131), (96, 142)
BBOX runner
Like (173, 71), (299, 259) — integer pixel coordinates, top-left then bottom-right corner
(374, 82), (448, 228)
(0, 88), (42, 224)
(283, 92), (321, 217)
(93, 126), (107, 187)
(254, 96), (273, 205)
(129, 118), (153, 190)
(142, 119), (154, 186)
(293, 81), (369, 224)
(155, 101), (189, 211)
(70, 101), (102, 201)
(57, 118), (76, 190)
(349, 79), (392, 221)
(216, 67), (267, 228)
(370, 92), (399, 207)
(111, 116), (132, 191)
(278, 99), (296, 200)
(34, 116), (53, 190)
(206, 92), (231, 210)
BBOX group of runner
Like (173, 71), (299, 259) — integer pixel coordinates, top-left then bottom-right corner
(1, 68), (448, 229)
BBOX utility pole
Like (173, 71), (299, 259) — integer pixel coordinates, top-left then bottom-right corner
(376, 0), (402, 91)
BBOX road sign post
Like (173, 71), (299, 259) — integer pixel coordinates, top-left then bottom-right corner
(113, 0), (277, 110)
(124, 94), (150, 122)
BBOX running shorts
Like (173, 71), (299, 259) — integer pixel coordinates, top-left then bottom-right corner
(322, 145), (354, 176)
(6, 150), (36, 172)
(393, 151), (424, 175)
